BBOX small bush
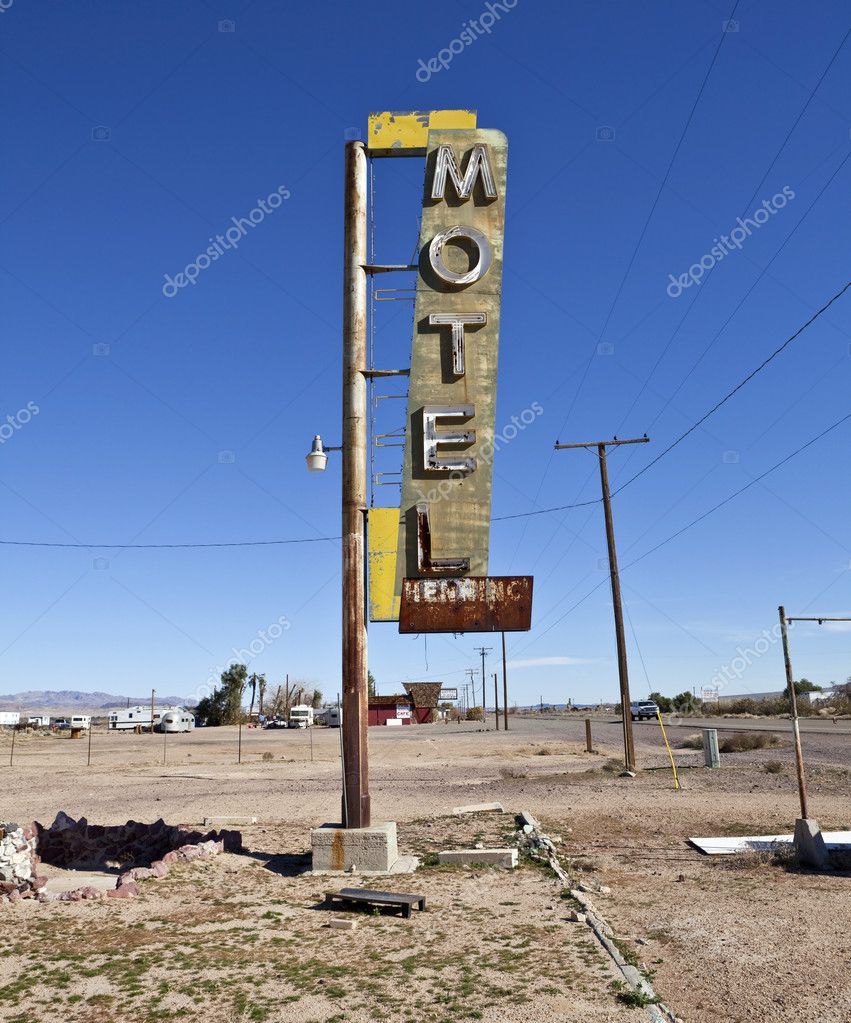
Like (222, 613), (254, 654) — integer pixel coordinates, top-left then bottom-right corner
(718, 731), (781, 753)
(678, 733), (703, 750)
(261, 751), (274, 762)
(499, 766), (528, 780)
(764, 760), (783, 774)
(535, 746), (552, 756)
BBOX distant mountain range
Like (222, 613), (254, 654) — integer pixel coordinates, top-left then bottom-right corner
(0, 690), (192, 713)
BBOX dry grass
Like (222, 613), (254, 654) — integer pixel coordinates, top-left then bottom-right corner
(718, 732), (782, 753)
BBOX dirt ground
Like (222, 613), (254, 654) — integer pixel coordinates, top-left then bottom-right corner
(1, 715), (849, 1023)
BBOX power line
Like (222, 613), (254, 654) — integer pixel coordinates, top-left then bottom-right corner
(611, 277), (851, 496)
(493, 277), (851, 522)
(514, 407), (851, 647)
(506, 6), (739, 564)
(0, 536), (341, 549)
(622, 408), (851, 570)
(612, 25), (851, 433)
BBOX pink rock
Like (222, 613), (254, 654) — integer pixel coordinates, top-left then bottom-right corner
(106, 882), (139, 899)
(161, 850), (179, 864)
(8, 889), (21, 904)
(149, 860), (169, 877)
(31, 876), (47, 891)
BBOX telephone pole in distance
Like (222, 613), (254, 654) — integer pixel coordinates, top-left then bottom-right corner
(554, 435), (650, 773)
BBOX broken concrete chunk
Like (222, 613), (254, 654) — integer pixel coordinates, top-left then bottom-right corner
(438, 848), (518, 868)
(329, 917), (358, 931)
(453, 802), (504, 816)
(566, 909), (586, 923)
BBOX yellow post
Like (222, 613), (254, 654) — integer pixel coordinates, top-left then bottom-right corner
(656, 710), (680, 791)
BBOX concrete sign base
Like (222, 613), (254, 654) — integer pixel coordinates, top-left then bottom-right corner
(311, 821), (412, 874)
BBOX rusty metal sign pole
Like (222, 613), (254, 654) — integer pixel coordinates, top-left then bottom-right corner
(341, 139), (370, 829)
(555, 437), (650, 773)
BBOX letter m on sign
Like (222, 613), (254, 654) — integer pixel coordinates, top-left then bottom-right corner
(431, 144), (498, 202)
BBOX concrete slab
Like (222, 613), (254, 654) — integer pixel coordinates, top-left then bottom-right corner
(453, 801), (504, 816)
(43, 871), (117, 895)
(438, 848), (518, 868)
(329, 917), (357, 931)
(311, 821), (399, 873)
(794, 818), (831, 869)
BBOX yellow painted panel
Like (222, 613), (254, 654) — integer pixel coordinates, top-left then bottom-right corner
(368, 507), (401, 622)
(367, 110), (477, 155)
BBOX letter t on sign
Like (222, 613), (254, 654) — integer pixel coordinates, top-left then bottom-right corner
(428, 312), (487, 376)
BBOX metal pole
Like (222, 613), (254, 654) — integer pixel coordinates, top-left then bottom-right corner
(150, 689), (155, 736)
(238, 719), (243, 765)
(585, 718), (593, 753)
(597, 444), (635, 773)
(162, 724), (167, 766)
(493, 672), (499, 730)
(87, 721), (93, 767)
(337, 692), (348, 824)
(779, 606), (808, 819)
(341, 138), (370, 829)
(309, 720), (314, 763)
(9, 726), (15, 767)
(501, 632), (509, 731)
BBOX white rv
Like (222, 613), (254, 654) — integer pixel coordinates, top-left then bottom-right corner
(158, 709), (195, 733)
(288, 704), (314, 728)
(69, 715), (91, 730)
(27, 716), (50, 728)
(0, 712), (20, 727)
(108, 706), (164, 731)
(325, 706), (342, 728)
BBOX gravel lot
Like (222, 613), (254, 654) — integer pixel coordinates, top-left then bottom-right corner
(1, 714), (848, 1022)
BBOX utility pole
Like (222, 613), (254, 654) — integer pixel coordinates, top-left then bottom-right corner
(555, 436), (649, 773)
(474, 647), (491, 722)
(778, 608), (851, 821)
(492, 672), (499, 730)
(150, 689), (155, 736)
(341, 139), (370, 829)
(465, 669), (476, 719)
(501, 632), (509, 731)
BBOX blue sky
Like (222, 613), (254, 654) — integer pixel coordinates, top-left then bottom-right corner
(1, 0), (849, 707)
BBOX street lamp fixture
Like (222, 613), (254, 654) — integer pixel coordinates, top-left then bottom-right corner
(305, 434), (341, 473)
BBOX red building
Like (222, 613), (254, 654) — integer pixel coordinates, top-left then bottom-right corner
(367, 682), (442, 726)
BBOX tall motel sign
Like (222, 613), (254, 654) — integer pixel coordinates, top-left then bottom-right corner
(336, 110), (532, 828)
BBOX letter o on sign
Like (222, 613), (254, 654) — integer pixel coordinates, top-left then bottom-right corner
(428, 225), (493, 286)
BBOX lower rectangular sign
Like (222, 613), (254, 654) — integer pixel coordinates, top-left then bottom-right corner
(399, 576), (533, 634)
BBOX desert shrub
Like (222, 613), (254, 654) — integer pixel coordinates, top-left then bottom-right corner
(261, 751), (274, 762)
(499, 766), (528, 780)
(678, 733), (703, 750)
(465, 706), (483, 722)
(718, 731), (781, 753)
(535, 746), (552, 756)
(764, 760), (783, 774)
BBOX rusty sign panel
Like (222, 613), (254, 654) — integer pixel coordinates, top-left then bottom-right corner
(393, 127), (509, 613)
(399, 576), (533, 634)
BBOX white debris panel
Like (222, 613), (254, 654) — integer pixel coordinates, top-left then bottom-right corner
(689, 831), (851, 855)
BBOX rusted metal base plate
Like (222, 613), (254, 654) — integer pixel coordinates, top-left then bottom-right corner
(399, 577), (533, 633)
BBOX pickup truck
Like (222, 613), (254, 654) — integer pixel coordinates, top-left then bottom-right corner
(629, 700), (659, 721)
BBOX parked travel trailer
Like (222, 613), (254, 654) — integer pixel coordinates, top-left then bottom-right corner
(108, 706), (165, 731)
(27, 716), (50, 728)
(69, 715), (91, 730)
(288, 704), (314, 728)
(325, 706), (342, 728)
(158, 709), (195, 733)
(0, 712), (21, 727)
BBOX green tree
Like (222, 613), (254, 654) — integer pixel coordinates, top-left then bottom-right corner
(648, 691), (672, 713)
(672, 691), (702, 713)
(368, 671), (376, 697)
(196, 663), (248, 726)
(311, 688), (323, 709)
(785, 678), (822, 697)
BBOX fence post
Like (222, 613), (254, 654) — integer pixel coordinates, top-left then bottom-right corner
(585, 718), (593, 753)
(703, 728), (720, 768)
